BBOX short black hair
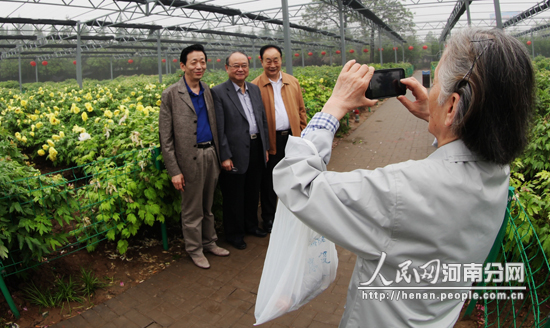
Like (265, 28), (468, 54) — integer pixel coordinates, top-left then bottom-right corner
(259, 44), (282, 60)
(180, 44), (207, 65)
(225, 51), (250, 66)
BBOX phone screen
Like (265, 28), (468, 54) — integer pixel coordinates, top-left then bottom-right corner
(366, 68), (407, 99)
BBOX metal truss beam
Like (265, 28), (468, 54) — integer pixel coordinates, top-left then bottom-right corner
(439, 0), (472, 42)
(503, 0), (550, 28)
(513, 23), (550, 37)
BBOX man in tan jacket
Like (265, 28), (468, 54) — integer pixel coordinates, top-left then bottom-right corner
(251, 44), (307, 233)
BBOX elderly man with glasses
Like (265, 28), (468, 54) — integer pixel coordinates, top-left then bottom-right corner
(212, 51), (270, 250)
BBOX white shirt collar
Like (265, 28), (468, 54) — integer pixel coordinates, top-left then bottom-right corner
(268, 71), (283, 84)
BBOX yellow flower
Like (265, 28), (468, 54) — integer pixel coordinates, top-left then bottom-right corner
(82, 112), (88, 122)
(20, 100), (27, 106)
(113, 110), (120, 116)
(38, 149), (46, 156)
(136, 104), (144, 111)
(49, 92), (55, 97)
(42, 144), (49, 150)
(35, 110), (40, 114)
(143, 108), (150, 116)
(48, 147), (58, 161)
(104, 110), (113, 119)
(47, 139), (55, 147)
(15, 132), (21, 140)
(29, 114), (38, 121)
(52, 134), (61, 141)
(71, 103), (80, 114)
(30, 132), (35, 137)
(107, 119), (114, 124)
(94, 117), (101, 123)
(319, 78), (324, 83)
(156, 100), (162, 106)
(131, 92), (136, 96)
(59, 131), (65, 138)
(50, 116), (60, 125)
(85, 103), (93, 112)
(21, 136), (27, 143)
(209, 83), (215, 88)
(36, 122), (43, 129)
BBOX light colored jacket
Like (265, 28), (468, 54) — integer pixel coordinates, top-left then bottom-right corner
(158, 78), (220, 179)
(273, 131), (509, 328)
(251, 71), (307, 155)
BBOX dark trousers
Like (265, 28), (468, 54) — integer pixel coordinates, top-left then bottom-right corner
(220, 138), (264, 242)
(261, 131), (290, 223)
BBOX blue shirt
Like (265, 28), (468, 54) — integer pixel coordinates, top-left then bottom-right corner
(184, 77), (213, 143)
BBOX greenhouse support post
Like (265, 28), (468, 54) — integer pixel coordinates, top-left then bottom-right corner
(531, 32), (535, 58)
(379, 27), (383, 65)
(464, 0), (471, 26)
(252, 39), (257, 69)
(338, 0), (346, 65)
(402, 44), (405, 62)
(394, 45), (397, 63)
(35, 59), (38, 83)
(110, 57), (113, 80)
(165, 50), (169, 75)
(282, 0), (293, 75)
(76, 22), (83, 89)
(301, 48), (305, 67)
(157, 32), (162, 84)
(18, 54), (22, 93)
(493, 0), (502, 29)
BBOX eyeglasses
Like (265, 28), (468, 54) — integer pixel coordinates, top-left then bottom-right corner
(458, 39), (494, 88)
(229, 64), (249, 70)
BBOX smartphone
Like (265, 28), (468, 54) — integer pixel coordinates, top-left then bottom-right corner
(365, 68), (407, 99)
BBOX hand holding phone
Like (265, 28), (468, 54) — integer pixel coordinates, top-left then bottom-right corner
(365, 68), (407, 99)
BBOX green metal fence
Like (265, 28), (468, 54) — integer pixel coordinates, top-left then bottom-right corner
(0, 146), (161, 318)
(464, 188), (550, 327)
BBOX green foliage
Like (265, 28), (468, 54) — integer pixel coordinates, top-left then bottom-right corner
(80, 267), (109, 298)
(23, 281), (57, 308)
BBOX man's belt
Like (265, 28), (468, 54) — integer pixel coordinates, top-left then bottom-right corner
(276, 129), (291, 136)
(197, 141), (213, 148)
(250, 134), (258, 139)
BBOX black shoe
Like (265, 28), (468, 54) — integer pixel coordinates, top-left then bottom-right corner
(263, 220), (273, 233)
(228, 238), (247, 250)
(246, 228), (268, 238)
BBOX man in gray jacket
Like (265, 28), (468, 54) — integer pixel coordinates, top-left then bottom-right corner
(212, 51), (270, 250)
(159, 44), (229, 269)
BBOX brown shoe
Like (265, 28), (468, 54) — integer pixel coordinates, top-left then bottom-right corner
(191, 255), (210, 269)
(205, 245), (230, 257)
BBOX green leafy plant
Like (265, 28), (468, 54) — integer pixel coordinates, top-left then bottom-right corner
(23, 281), (57, 308)
(54, 275), (84, 314)
(80, 267), (109, 298)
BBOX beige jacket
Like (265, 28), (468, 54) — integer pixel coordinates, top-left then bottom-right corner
(252, 71), (307, 155)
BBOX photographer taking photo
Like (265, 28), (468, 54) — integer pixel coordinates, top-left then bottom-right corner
(272, 28), (534, 327)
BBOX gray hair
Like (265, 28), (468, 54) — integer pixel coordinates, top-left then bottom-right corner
(436, 28), (534, 164)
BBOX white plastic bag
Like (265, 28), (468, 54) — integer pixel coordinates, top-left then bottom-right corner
(254, 199), (338, 325)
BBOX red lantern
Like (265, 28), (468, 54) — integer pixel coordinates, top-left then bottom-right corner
(294, 53), (299, 57)
(527, 41), (532, 45)
(381, 48), (384, 51)
(128, 59), (134, 64)
(73, 60), (77, 65)
(363, 49), (368, 53)
(42, 61), (48, 66)
(349, 49), (355, 53)
(208, 58), (212, 62)
(258, 55), (261, 59)
(408, 46), (414, 50)
(321, 51), (326, 55)
(162, 59), (166, 63)
(423, 45), (428, 50)
(30, 61), (36, 67)
(336, 50), (341, 54)
(308, 52), (313, 56)
(248, 56), (252, 60)
(216, 58), (221, 62)
(173, 58), (178, 63)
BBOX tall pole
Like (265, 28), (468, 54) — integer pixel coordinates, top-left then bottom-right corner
(531, 32), (535, 58)
(76, 22), (83, 89)
(35, 58), (38, 83)
(110, 57), (113, 80)
(282, 0), (293, 75)
(18, 54), (22, 93)
(402, 43), (405, 62)
(252, 39), (257, 69)
(465, 0), (471, 26)
(338, 0), (346, 65)
(165, 50), (169, 75)
(394, 44), (397, 63)
(493, 0), (503, 29)
(301, 48), (305, 67)
(157, 31), (162, 83)
(379, 27), (383, 65)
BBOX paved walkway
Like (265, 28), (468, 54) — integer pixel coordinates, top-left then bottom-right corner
(52, 71), (436, 328)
